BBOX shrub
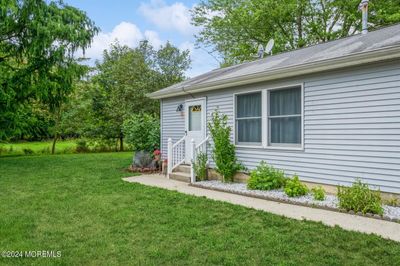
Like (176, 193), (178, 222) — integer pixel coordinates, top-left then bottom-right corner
(23, 148), (34, 155)
(62, 147), (75, 154)
(337, 179), (383, 215)
(193, 151), (208, 181)
(76, 139), (89, 153)
(284, 175), (308, 197)
(247, 161), (286, 190)
(208, 109), (243, 182)
(123, 113), (160, 152)
(385, 197), (399, 207)
(40, 147), (50, 154)
(311, 186), (325, 201)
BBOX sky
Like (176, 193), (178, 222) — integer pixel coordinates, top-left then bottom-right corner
(63, 0), (220, 77)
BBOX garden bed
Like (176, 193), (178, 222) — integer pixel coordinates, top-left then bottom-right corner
(193, 180), (400, 222)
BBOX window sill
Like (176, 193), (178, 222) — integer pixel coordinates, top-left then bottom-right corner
(235, 144), (305, 152)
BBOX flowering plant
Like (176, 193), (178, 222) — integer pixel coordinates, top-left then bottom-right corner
(153, 149), (161, 156)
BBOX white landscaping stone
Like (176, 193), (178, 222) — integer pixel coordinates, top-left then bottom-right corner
(195, 180), (400, 221)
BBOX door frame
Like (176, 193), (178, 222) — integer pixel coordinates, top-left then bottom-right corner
(184, 97), (207, 162)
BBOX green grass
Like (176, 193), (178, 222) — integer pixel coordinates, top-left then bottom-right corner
(1, 153), (400, 265)
(0, 140), (77, 156)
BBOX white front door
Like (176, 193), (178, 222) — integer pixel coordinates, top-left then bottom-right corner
(185, 98), (206, 164)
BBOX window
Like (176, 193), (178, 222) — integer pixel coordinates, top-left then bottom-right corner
(189, 105), (202, 131)
(235, 92), (262, 144)
(268, 87), (302, 145)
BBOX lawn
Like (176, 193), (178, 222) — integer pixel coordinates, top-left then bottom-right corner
(1, 153), (399, 265)
(0, 140), (77, 156)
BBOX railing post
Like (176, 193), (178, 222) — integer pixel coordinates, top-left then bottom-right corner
(167, 138), (173, 178)
(190, 139), (196, 183)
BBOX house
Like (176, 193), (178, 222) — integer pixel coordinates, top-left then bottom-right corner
(148, 24), (400, 195)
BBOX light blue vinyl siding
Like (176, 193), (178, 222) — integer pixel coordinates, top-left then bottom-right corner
(160, 60), (400, 193)
(160, 97), (185, 159)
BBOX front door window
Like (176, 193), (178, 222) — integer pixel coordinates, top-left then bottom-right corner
(189, 105), (202, 131)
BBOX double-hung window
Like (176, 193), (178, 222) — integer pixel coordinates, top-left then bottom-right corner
(235, 92), (262, 145)
(234, 85), (303, 149)
(268, 87), (302, 146)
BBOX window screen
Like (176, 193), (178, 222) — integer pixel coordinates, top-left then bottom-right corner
(269, 87), (301, 144)
(236, 92), (262, 143)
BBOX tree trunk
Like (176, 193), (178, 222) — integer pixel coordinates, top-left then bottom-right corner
(51, 106), (62, 155)
(119, 136), (124, 152)
(52, 133), (58, 155)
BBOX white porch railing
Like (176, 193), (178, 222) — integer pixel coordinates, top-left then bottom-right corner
(167, 135), (209, 183)
(167, 135), (186, 176)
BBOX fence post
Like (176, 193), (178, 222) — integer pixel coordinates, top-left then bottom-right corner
(167, 138), (173, 178)
(190, 139), (196, 183)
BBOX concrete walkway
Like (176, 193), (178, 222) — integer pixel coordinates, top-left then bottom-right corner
(123, 174), (400, 242)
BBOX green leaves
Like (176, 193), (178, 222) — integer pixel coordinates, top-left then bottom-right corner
(193, 151), (208, 181)
(247, 161), (286, 190)
(0, 0), (98, 140)
(311, 186), (326, 201)
(208, 109), (243, 182)
(123, 113), (160, 152)
(284, 175), (308, 197)
(337, 179), (383, 215)
(88, 41), (190, 148)
(192, 0), (400, 66)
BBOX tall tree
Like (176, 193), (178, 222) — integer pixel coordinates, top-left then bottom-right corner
(89, 41), (191, 151)
(192, 0), (400, 66)
(0, 0), (98, 141)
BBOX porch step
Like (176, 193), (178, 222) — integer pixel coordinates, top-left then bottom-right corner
(173, 164), (191, 174)
(169, 172), (191, 183)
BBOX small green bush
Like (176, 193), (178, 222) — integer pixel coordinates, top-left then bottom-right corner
(76, 140), (89, 153)
(247, 161), (286, 190)
(193, 151), (208, 181)
(123, 113), (160, 152)
(311, 186), (325, 201)
(284, 175), (308, 197)
(23, 148), (34, 155)
(62, 147), (75, 154)
(40, 147), (50, 154)
(337, 179), (383, 215)
(208, 109), (243, 182)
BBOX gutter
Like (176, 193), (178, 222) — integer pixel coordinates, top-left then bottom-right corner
(148, 45), (400, 99)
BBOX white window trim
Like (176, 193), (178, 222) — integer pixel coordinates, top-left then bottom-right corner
(234, 90), (263, 146)
(233, 84), (304, 151)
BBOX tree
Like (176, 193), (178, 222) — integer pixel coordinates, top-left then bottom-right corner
(123, 113), (160, 152)
(89, 41), (191, 151)
(192, 0), (400, 66)
(0, 0), (98, 141)
(155, 41), (191, 88)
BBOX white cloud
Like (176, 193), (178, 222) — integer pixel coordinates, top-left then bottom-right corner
(83, 21), (163, 63)
(139, 0), (196, 35)
(144, 30), (163, 48)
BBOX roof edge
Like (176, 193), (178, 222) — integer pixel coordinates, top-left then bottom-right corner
(148, 45), (400, 99)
